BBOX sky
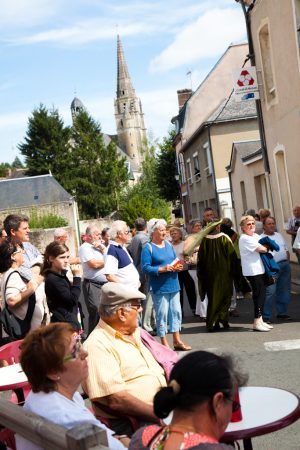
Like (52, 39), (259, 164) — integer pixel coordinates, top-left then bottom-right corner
(0, 0), (247, 164)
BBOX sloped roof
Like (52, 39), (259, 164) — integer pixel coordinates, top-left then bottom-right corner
(103, 133), (135, 180)
(228, 139), (262, 172)
(207, 95), (257, 123)
(0, 174), (72, 210)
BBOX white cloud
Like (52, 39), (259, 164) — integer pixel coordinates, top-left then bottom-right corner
(0, 0), (61, 28)
(150, 8), (246, 72)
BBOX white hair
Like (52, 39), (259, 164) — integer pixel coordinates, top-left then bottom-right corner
(147, 218), (167, 237)
(53, 228), (67, 238)
(109, 220), (128, 240)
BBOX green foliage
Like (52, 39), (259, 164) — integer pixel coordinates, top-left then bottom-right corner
(156, 128), (179, 202)
(0, 162), (11, 177)
(63, 111), (129, 218)
(29, 208), (68, 229)
(120, 137), (171, 227)
(18, 104), (70, 177)
(120, 194), (171, 228)
(11, 156), (24, 169)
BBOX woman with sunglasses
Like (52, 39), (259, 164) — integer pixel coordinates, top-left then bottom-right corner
(16, 323), (128, 450)
(129, 351), (247, 450)
(41, 241), (83, 331)
(0, 239), (45, 334)
(239, 215), (272, 332)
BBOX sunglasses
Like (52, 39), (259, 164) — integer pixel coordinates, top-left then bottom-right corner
(129, 302), (142, 311)
(246, 222), (255, 226)
(63, 334), (83, 362)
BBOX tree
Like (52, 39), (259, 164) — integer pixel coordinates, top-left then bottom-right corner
(64, 111), (129, 218)
(120, 139), (171, 226)
(11, 156), (24, 169)
(156, 128), (179, 202)
(18, 104), (70, 177)
(0, 162), (11, 177)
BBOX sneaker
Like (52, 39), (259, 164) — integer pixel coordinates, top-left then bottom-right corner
(253, 319), (271, 332)
(276, 314), (292, 320)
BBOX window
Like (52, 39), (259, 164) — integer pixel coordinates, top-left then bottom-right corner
(192, 203), (198, 218)
(203, 142), (213, 176)
(186, 158), (193, 185)
(178, 153), (186, 183)
(240, 181), (247, 213)
(258, 21), (277, 105)
(254, 175), (269, 210)
(274, 148), (292, 223)
(193, 152), (201, 181)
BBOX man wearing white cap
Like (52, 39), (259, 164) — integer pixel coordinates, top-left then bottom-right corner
(82, 282), (167, 436)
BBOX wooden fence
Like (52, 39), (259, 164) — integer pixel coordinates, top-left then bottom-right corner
(0, 397), (110, 449)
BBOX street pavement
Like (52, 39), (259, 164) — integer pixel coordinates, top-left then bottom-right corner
(178, 262), (300, 450)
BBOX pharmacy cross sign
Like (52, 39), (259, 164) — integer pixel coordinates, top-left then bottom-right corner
(237, 69), (255, 87)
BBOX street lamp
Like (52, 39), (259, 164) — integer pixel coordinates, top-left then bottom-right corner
(235, 0), (270, 175)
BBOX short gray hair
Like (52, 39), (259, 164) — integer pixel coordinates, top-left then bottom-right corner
(109, 220), (128, 240)
(147, 218), (167, 237)
(85, 224), (98, 236)
(99, 302), (132, 317)
(53, 228), (67, 238)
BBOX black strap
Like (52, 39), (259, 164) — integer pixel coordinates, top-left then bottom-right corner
(4, 270), (36, 325)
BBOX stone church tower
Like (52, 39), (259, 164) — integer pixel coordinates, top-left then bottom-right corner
(114, 35), (147, 169)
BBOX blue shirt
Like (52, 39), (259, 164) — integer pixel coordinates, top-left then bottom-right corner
(141, 241), (180, 294)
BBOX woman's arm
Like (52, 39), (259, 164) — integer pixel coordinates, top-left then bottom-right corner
(255, 245), (268, 253)
(6, 273), (42, 309)
(141, 245), (173, 275)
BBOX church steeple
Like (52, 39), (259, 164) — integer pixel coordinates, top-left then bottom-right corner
(114, 35), (147, 169)
(116, 35), (135, 98)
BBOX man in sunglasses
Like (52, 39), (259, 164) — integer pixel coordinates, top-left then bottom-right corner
(82, 282), (167, 436)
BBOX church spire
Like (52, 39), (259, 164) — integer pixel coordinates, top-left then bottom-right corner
(116, 34), (135, 98)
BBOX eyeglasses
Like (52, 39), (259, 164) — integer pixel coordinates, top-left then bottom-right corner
(129, 302), (142, 311)
(246, 222), (255, 227)
(63, 334), (83, 362)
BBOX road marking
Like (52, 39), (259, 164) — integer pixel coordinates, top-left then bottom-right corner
(264, 339), (300, 351)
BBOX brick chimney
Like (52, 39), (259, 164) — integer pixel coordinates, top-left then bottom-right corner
(177, 89), (192, 111)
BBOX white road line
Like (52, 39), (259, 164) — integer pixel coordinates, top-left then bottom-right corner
(264, 339), (300, 351)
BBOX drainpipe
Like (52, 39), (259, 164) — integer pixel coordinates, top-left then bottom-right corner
(207, 126), (220, 217)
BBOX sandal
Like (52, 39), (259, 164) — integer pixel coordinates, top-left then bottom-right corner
(174, 342), (192, 351)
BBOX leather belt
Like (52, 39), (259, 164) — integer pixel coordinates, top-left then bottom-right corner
(83, 279), (106, 286)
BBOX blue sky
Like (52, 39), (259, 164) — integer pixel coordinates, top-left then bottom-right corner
(0, 0), (247, 163)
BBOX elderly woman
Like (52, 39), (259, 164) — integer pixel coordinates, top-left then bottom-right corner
(15, 323), (128, 450)
(129, 350), (247, 449)
(0, 240), (46, 336)
(169, 226), (196, 315)
(141, 219), (191, 350)
(238, 215), (272, 332)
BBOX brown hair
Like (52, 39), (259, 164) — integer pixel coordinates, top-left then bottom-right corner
(41, 241), (69, 275)
(20, 323), (74, 393)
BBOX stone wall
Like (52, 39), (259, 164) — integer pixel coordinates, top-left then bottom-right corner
(30, 226), (76, 256)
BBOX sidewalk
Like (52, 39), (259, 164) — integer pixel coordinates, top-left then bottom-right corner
(291, 261), (300, 285)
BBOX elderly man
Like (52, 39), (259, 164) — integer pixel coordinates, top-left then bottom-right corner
(79, 224), (107, 334)
(54, 228), (80, 265)
(286, 205), (300, 264)
(82, 282), (167, 436)
(104, 220), (140, 289)
(262, 217), (292, 322)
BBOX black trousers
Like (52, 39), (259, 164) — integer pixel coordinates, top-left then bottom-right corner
(246, 274), (266, 318)
(178, 270), (196, 311)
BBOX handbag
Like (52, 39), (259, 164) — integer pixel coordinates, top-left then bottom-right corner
(0, 271), (36, 340)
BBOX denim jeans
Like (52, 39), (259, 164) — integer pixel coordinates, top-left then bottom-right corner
(263, 260), (291, 319)
(151, 291), (181, 337)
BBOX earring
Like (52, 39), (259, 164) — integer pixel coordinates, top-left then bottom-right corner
(56, 376), (61, 380)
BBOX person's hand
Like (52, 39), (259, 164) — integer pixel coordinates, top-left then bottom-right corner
(93, 240), (106, 253)
(70, 264), (81, 277)
(176, 263), (183, 271)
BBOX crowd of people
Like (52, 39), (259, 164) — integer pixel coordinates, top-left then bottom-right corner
(0, 205), (296, 449)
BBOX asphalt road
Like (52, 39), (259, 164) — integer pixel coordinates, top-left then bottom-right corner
(179, 270), (300, 450)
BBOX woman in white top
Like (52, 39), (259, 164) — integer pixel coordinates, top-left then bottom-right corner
(0, 240), (46, 335)
(16, 322), (128, 450)
(238, 215), (272, 332)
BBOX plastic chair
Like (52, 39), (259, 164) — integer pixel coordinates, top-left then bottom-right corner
(0, 427), (16, 450)
(0, 339), (29, 404)
(0, 339), (23, 365)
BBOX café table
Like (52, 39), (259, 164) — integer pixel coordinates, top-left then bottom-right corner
(223, 386), (300, 450)
(0, 363), (29, 403)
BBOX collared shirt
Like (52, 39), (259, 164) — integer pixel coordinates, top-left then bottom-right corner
(104, 241), (140, 288)
(82, 319), (166, 417)
(260, 232), (288, 262)
(20, 242), (42, 281)
(79, 242), (106, 283)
